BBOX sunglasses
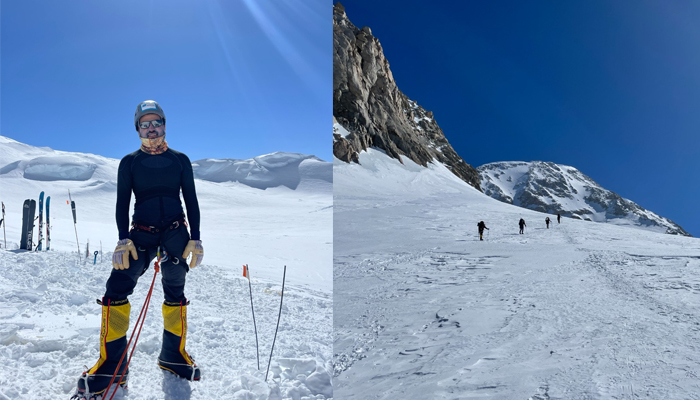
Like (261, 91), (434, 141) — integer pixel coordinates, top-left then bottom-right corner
(138, 119), (164, 129)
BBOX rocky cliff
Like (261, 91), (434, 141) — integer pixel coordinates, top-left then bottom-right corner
(333, 3), (481, 190)
(478, 161), (690, 236)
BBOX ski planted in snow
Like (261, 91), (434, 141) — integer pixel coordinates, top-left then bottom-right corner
(20, 200), (30, 249)
(36, 192), (44, 251)
(20, 199), (36, 250)
(46, 196), (51, 250)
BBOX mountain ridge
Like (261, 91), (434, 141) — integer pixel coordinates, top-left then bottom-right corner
(478, 160), (689, 236)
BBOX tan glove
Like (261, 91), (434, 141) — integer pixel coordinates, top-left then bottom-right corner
(182, 240), (203, 268)
(112, 239), (138, 270)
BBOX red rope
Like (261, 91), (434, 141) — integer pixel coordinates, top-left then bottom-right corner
(104, 256), (161, 400)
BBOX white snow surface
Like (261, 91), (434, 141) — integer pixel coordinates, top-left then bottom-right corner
(334, 145), (700, 399)
(332, 124), (350, 140)
(0, 135), (332, 399)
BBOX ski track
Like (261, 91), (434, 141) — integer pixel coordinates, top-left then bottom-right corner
(334, 192), (700, 399)
(0, 250), (333, 400)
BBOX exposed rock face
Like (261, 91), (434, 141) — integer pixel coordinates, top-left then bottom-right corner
(478, 161), (690, 236)
(333, 3), (481, 191)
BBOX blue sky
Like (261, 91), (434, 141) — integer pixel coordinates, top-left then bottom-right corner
(339, 0), (700, 237)
(2, 0), (330, 162)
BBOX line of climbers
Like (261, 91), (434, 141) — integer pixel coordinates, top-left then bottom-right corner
(477, 213), (562, 241)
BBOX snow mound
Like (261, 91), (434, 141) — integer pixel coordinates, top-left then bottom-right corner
(192, 152), (331, 190)
(0, 136), (118, 182)
(1, 157), (98, 181)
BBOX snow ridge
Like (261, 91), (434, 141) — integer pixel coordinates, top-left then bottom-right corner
(193, 153), (331, 191)
(0, 135), (331, 192)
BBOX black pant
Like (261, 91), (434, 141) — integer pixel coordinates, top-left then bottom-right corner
(104, 224), (190, 303)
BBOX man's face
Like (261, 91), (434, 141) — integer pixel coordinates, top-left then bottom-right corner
(138, 113), (165, 138)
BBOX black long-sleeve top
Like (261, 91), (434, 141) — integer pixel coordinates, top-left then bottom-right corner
(116, 148), (200, 241)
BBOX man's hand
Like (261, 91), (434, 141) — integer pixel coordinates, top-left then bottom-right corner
(182, 240), (203, 268)
(112, 239), (138, 270)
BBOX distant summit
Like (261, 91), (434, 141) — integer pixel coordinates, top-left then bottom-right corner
(478, 161), (690, 236)
(332, 3), (481, 191)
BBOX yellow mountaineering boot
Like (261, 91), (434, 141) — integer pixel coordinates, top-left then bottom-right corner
(158, 300), (201, 381)
(73, 298), (130, 399)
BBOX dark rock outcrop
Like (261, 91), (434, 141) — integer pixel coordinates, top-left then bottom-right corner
(333, 3), (481, 190)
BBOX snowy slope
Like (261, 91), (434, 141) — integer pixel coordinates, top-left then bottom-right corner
(478, 161), (688, 236)
(334, 140), (700, 399)
(0, 135), (332, 399)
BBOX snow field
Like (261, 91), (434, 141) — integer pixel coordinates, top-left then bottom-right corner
(0, 249), (332, 399)
(334, 149), (700, 399)
(0, 136), (333, 399)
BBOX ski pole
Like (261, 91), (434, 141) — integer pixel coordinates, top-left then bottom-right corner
(266, 265), (286, 381)
(93, 251), (98, 265)
(1, 202), (5, 249)
(68, 190), (80, 258)
(244, 264), (260, 370)
(33, 216), (39, 251)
